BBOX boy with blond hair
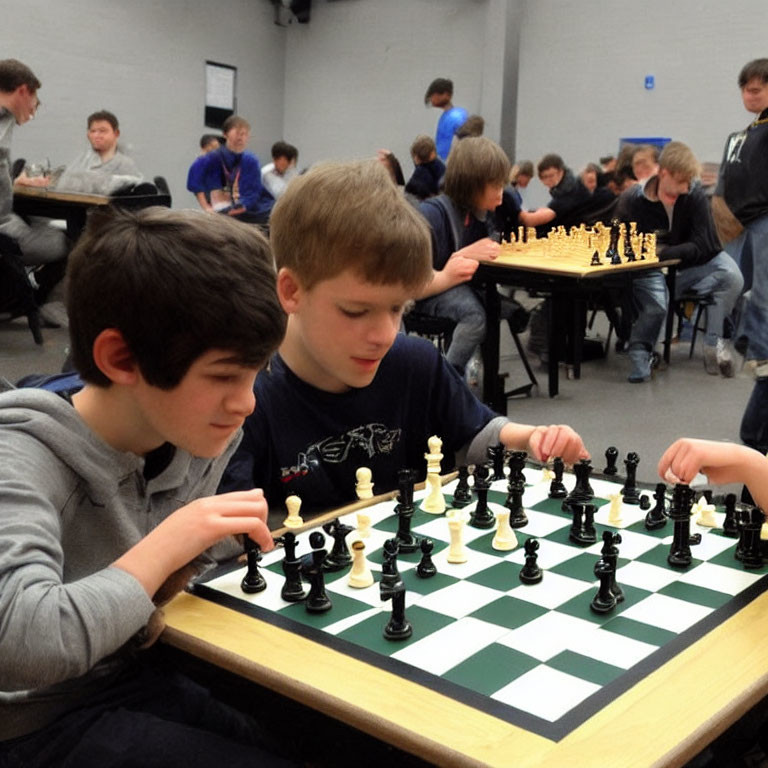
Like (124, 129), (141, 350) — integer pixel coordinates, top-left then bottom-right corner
(616, 140), (743, 382)
(220, 158), (588, 519)
(0, 207), (293, 766)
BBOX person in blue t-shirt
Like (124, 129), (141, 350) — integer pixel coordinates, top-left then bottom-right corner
(424, 77), (468, 161)
(218, 157), (589, 523)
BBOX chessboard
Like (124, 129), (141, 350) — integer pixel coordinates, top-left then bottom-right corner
(187, 462), (768, 747)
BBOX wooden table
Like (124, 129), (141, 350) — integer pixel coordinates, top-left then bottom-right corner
(161, 488), (768, 768)
(476, 251), (679, 408)
(13, 185), (170, 240)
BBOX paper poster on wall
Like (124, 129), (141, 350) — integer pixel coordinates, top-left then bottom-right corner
(205, 61), (237, 129)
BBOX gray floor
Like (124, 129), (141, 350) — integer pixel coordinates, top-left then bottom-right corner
(0, 301), (754, 492)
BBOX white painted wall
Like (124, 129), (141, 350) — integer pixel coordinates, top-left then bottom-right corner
(1, 0), (286, 207)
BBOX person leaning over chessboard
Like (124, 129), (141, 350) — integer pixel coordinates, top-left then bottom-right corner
(218, 158), (589, 525)
(0, 207), (302, 767)
(615, 140), (743, 383)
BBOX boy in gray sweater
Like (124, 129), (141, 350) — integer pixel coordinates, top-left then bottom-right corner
(0, 207), (294, 766)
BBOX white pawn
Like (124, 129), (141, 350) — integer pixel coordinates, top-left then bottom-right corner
(446, 516), (468, 564)
(347, 540), (374, 588)
(492, 509), (518, 551)
(355, 467), (374, 500)
(697, 500), (718, 528)
(608, 492), (623, 525)
(356, 511), (371, 538)
(283, 495), (304, 529)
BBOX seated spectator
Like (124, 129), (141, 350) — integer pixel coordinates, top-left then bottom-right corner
(511, 161), (534, 190)
(405, 134), (445, 201)
(261, 140), (298, 200)
(616, 141), (743, 382)
(186, 133), (223, 201)
(580, 162), (602, 193)
(414, 136), (517, 375)
(187, 115), (274, 226)
(56, 110), (143, 194)
(454, 114), (485, 140)
(600, 155), (617, 173)
(199, 133), (222, 153)
(631, 143), (660, 183)
(518, 153), (590, 234)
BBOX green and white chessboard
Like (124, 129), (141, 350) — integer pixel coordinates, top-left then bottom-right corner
(194, 468), (768, 741)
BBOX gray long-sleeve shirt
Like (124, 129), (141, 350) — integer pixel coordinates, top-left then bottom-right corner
(0, 389), (240, 740)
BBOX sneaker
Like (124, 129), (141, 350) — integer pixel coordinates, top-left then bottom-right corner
(627, 346), (651, 383)
(715, 338), (735, 378)
(703, 345), (719, 375)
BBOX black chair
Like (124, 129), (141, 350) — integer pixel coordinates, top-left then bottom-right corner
(403, 311), (455, 354)
(153, 176), (172, 205)
(674, 290), (716, 357)
(0, 233), (42, 344)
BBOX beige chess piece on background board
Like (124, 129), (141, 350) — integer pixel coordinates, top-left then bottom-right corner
(283, 495), (304, 528)
(355, 467), (374, 500)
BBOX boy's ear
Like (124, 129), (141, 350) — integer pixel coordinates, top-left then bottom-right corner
(91, 328), (140, 384)
(276, 267), (303, 314)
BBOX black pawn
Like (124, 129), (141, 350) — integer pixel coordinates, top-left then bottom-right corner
(276, 531), (306, 602)
(645, 482), (668, 530)
(304, 531), (332, 613)
(416, 538), (437, 578)
(488, 443), (506, 482)
(452, 465), (473, 509)
(601, 530), (624, 603)
(639, 494), (651, 510)
(470, 464), (496, 529)
(519, 537), (543, 584)
(621, 452), (641, 506)
(590, 559), (617, 614)
(603, 446), (619, 476)
(590, 249), (601, 266)
(722, 493), (739, 538)
(548, 456), (567, 499)
(241, 536), (267, 594)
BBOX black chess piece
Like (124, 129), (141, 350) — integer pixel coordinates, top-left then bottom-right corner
(548, 456), (567, 499)
(452, 465), (473, 509)
(741, 508), (765, 570)
(591, 559), (617, 614)
(623, 223), (636, 262)
(621, 452), (641, 506)
(735, 509), (750, 561)
(590, 249), (601, 266)
(380, 575), (412, 640)
(606, 219), (622, 265)
(275, 531), (306, 602)
(506, 451), (527, 488)
(601, 530), (624, 603)
(393, 468), (419, 553)
(380, 538), (402, 589)
(722, 493), (739, 538)
(505, 482), (528, 528)
(639, 494), (651, 510)
(304, 531), (332, 612)
(603, 446), (619, 476)
(241, 535), (268, 593)
(321, 518), (355, 570)
(568, 502), (597, 546)
(416, 538), (437, 578)
(488, 443), (506, 482)
(566, 458), (594, 505)
(519, 537), (543, 584)
(668, 484), (695, 568)
(645, 483), (668, 530)
(470, 464), (496, 529)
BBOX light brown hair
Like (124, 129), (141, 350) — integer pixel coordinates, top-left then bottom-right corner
(658, 141), (701, 182)
(444, 137), (510, 215)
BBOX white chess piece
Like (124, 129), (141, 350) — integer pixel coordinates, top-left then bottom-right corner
(446, 516), (468, 563)
(356, 511), (371, 538)
(347, 540), (374, 588)
(540, 467), (555, 484)
(697, 500), (718, 528)
(355, 467), (374, 500)
(422, 435), (446, 514)
(492, 509), (517, 551)
(283, 495), (304, 529)
(608, 492), (623, 525)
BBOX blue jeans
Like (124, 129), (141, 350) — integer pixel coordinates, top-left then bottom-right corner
(629, 270), (668, 351)
(741, 378), (768, 455)
(416, 284), (486, 372)
(728, 213), (768, 359)
(674, 251), (744, 346)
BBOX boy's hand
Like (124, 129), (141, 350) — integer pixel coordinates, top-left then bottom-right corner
(113, 489), (273, 598)
(658, 438), (765, 486)
(442, 251), (480, 286)
(527, 424), (590, 465)
(459, 237), (501, 263)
